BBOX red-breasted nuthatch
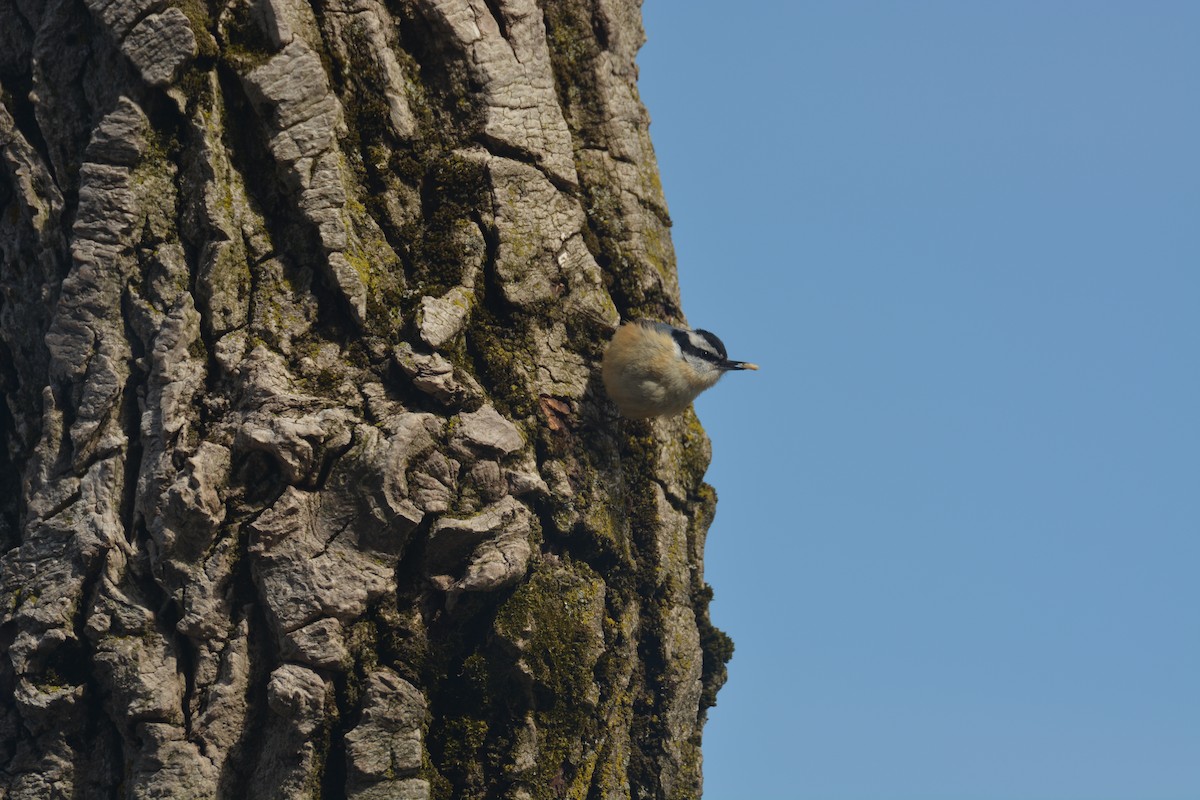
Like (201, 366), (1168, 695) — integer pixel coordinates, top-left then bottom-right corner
(601, 320), (758, 418)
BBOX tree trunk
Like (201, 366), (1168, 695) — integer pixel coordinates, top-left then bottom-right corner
(0, 0), (730, 797)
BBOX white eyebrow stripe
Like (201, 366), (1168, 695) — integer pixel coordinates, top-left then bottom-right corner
(688, 332), (718, 357)
(677, 331), (724, 364)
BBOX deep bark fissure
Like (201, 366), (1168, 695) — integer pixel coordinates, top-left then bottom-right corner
(214, 600), (273, 798)
(0, 73), (53, 184)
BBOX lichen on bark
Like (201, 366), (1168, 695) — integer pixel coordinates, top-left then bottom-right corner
(0, 0), (731, 798)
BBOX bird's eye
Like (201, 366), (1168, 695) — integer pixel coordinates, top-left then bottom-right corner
(693, 329), (728, 360)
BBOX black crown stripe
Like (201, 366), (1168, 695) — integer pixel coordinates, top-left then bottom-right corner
(672, 328), (726, 365)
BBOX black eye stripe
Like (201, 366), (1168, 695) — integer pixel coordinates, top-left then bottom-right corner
(672, 329), (726, 365)
(693, 329), (728, 360)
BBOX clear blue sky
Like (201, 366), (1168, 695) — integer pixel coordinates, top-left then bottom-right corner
(637, 3), (1200, 799)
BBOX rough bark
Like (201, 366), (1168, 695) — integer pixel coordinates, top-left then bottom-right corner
(0, 1), (731, 798)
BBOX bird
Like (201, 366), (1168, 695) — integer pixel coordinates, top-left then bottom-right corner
(601, 320), (758, 418)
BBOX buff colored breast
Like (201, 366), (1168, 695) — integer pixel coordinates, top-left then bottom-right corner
(602, 323), (714, 418)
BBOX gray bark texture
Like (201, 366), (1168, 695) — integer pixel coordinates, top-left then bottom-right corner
(0, 0), (731, 798)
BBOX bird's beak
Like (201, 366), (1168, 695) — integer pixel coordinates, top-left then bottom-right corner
(724, 361), (759, 371)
